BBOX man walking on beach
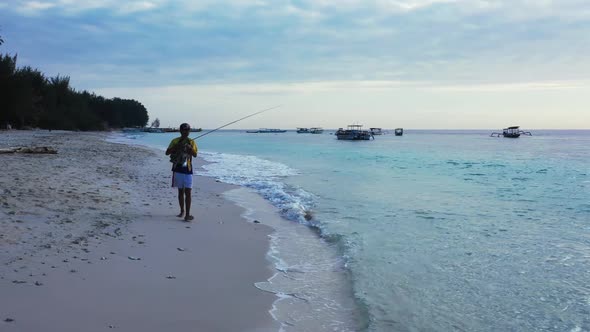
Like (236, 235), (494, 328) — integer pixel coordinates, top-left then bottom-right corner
(166, 123), (198, 221)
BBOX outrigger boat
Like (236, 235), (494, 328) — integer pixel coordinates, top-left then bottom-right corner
(247, 128), (287, 133)
(370, 128), (383, 135)
(490, 126), (532, 138)
(296, 128), (310, 133)
(310, 127), (324, 134)
(297, 127), (324, 134)
(335, 124), (374, 140)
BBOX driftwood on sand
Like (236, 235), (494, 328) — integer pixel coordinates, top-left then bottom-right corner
(0, 147), (58, 154)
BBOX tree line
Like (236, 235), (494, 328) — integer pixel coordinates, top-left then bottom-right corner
(0, 37), (149, 130)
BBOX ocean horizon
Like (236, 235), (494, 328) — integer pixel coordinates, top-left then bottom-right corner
(118, 129), (590, 331)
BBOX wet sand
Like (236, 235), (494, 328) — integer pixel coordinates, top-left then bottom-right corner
(0, 130), (278, 332)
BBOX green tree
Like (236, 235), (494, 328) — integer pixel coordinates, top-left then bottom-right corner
(0, 51), (149, 130)
(12, 66), (48, 127)
(0, 54), (18, 127)
(151, 118), (160, 128)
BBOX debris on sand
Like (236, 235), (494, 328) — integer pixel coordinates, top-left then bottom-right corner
(0, 146), (57, 154)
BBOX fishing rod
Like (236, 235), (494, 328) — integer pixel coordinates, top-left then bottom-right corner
(190, 105), (281, 141)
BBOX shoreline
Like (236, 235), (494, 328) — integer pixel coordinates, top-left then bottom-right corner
(0, 130), (279, 331)
(223, 188), (363, 332)
(119, 131), (366, 332)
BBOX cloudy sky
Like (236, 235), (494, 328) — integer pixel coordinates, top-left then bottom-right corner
(1, 0), (589, 129)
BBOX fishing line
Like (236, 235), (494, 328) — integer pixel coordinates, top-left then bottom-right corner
(190, 105), (281, 141)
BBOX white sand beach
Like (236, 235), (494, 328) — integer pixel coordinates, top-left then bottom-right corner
(0, 130), (279, 332)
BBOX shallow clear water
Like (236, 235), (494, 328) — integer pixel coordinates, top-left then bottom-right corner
(126, 129), (590, 331)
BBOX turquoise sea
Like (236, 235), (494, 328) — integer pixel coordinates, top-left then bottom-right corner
(120, 129), (590, 332)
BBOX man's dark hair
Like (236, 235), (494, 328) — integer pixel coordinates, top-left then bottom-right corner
(180, 123), (190, 130)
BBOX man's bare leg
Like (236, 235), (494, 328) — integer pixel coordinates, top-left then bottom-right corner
(177, 188), (185, 218)
(184, 188), (194, 221)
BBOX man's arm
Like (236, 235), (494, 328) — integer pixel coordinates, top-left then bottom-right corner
(166, 144), (178, 156)
(189, 141), (197, 157)
(166, 139), (180, 155)
(165, 145), (175, 155)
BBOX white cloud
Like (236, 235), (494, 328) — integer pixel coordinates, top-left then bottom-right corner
(16, 1), (56, 15)
(11, 0), (163, 15)
(375, 0), (459, 12)
(119, 1), (158, 14)
(54, 0), (111, 12)
(5, 0), (590, 92)
(451, 0), (590, 21)
(294, 0), (590, 21)
(8, 0), (590, 21)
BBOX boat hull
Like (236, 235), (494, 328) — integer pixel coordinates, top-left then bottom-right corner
(336, 131), (373, 140)
(502, 133), (521, 138)
(247, 129), (287, 133)
(310, 128), (324, 134)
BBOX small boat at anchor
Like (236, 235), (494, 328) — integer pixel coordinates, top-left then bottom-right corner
(394, 128), (403, 136)
(246, 128), (287, 133)
(370, 128), (383, 135)
(310, 127), (324, 134)
(296, 128), (310, 133)
(490, 126), (532, 138)
(335, 124), (374, 140)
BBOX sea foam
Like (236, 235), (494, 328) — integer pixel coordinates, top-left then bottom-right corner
(197, 151), (316, 224)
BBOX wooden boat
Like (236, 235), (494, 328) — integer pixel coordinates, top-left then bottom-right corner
(246, 128), (287, 133)
(335, 125), (374, 140)
(370, 128), (383, 135)
(394, 128), (403, 136)
(490, 126), (532, 138)
(310, 127), (324, 134)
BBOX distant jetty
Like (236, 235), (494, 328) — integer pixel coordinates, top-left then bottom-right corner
(122, 127), (202, 133)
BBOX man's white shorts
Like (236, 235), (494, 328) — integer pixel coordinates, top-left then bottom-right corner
(172, 172), (193, 189)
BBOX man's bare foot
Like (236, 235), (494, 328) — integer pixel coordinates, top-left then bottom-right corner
(184, 215), (194, 222)
(177, 211), (185, 218)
